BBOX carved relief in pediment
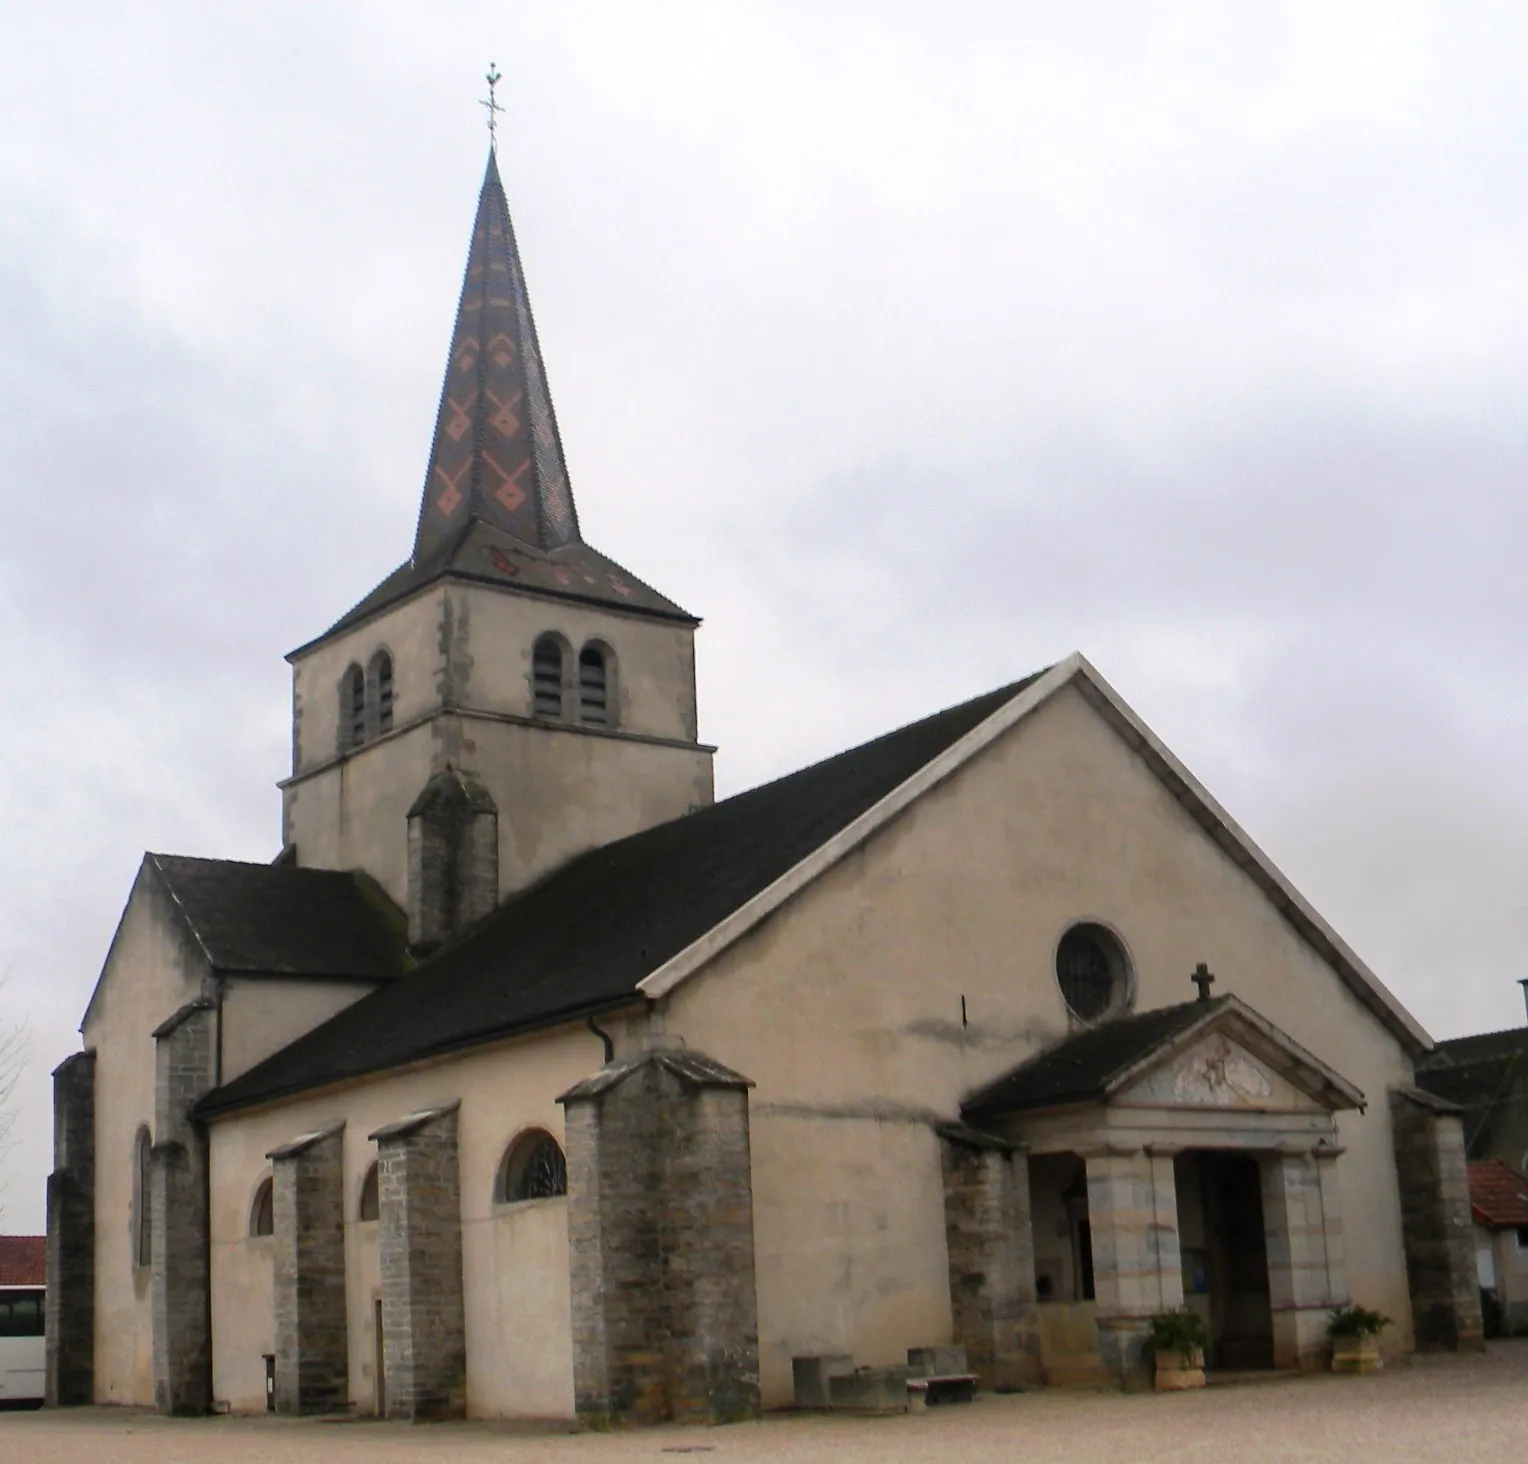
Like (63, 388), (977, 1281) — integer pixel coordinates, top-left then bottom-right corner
(1124, 1032), (1314, 1111)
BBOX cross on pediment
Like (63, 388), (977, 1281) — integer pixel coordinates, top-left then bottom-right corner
(1191, 963), (1216, 1002)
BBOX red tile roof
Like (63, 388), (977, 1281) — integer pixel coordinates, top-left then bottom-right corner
(1468, 1160), (1528, 1228)
(0, 1236), (44, 1287)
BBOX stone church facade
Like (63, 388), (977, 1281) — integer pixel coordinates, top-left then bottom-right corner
(47, 149), (1483, 1425)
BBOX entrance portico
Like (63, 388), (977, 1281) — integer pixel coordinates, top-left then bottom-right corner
(963, 996), (1362, 1384)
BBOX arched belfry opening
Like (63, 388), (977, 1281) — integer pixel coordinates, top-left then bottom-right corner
(406, 767), (499, 953)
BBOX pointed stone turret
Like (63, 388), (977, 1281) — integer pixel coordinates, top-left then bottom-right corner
(413, 151), (580, 563)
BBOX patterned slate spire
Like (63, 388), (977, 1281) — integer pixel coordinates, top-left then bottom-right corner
(413, 151), (580, 562)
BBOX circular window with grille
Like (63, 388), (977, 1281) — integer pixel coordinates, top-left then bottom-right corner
(1054, 923), (1132, 1022)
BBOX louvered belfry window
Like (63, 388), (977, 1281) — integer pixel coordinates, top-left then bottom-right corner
(373, 652), (394, 734)
(532, 636), (564, 719)
(345, 665), (366, 748)
(578, 646), (608, 726)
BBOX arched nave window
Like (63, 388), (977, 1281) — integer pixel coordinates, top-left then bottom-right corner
(134, 1126), (153, 1269)
(494, 1129), (567, 1204)
(249, 1176), (275, 1238)
(358, 1161), (380, 1222)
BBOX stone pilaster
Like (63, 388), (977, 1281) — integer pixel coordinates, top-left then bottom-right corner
(406, 769), (498, 953)
(45, 1050), (96, 1407)
(1390, 1089), (1484, 1351)
(371, 1104), (465, 1420)
(269, 1123), (349, 1414)
(560, 1048), (760, 1428)
(936, 1124), (1041, 1389)
(1261, 1145), (1345, 1369)
(1085, 1146), (1182, 1384)
(150, 1000), (216, 1415)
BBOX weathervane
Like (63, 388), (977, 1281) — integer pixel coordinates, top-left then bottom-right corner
(480, 63), (504, 149)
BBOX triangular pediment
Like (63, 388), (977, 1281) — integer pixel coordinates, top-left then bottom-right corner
(1115, 1028), (1323, 1113)
(963, 995), (1365, 1120)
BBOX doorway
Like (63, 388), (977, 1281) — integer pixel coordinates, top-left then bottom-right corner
(1176, 1152), (1273, 1369)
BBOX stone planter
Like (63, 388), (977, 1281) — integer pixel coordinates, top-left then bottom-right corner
(1154, 1347), (1206, 1391)
(1330, 1333), (1383, 1374)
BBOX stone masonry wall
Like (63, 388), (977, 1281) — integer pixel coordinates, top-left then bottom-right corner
(405, 770), (498, 953)
(1390, 1090), (1484, 1351)
(938, 1127), (1042, 1389)
(373, 1105), (466, 1420)
(151, 1002), (217, 1415)
(45, 1051), (96, 1407)
(270, 1123), (350, 1413)
(561, 1049), (760, 1428)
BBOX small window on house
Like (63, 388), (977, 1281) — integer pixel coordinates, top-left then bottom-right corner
(1054, 923), (1133, 1023)
(532, 636), (565, 720)
(1518, 1227), (1528, 1250)
(358, 1162), (379, 1222)
(494, 1129), (567, 1204)
(342, 663), (367, 749)
(371, 652), (394, 734)
(250, 1176), (275, 1238)
(578, 645), (609, 727)
(135, 1126), (154, 1268)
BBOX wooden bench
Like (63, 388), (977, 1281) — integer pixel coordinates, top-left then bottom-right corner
(906, 1373), (979, 1407)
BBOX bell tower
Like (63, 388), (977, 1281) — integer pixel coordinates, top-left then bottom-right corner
(280, 151), (714, 943)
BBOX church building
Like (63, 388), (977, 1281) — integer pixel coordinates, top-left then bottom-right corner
(46, 148), (1484, 1426)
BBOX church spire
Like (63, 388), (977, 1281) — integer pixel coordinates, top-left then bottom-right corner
(412, 151), (580, 563)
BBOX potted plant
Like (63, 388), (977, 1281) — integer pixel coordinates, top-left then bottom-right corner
(1147, 1307), (1210, 1391)
(1328, 1304), (1391, 1374)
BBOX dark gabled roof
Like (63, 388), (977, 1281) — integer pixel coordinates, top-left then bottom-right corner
(199, 672), (1046, 1117)
(1469, 1159), (1528, 1228)
(296, 518), (695, 657)
(149, 855), (409, 980)
(1415, 1027), (1528, 1155)
(1422, 1026), (1528, 1068)
(963, 1000), (1227, 1118)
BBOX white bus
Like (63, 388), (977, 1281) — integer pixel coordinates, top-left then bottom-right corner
(0, 1285), (45, 1406)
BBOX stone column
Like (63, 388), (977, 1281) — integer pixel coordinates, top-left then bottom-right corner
(269, 1123), (349, 1414)
(45, 1050), (96, 1407)
(1389, 1089), (1484, 1351)
(151, 1000), (217, 1415)
(936, 1124), (1041, 1389)
(1085, 1146), (1183, 1384)
(560, 1047), (760, 1428)
(1261, 1144), (1345, 1369)
(371, 1104), (466, 1420)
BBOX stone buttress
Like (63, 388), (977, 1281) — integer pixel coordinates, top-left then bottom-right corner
(45, 1050), (96, 1406)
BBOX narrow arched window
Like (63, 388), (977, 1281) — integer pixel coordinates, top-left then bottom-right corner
(358, 1162), (379, 1222)
(495, 1129), (567, 1204)
(532, 636), (565, 720)
(342, 664), (366, 749)
(578, 645), (608, 727)
(135, 1127), (154, 1268)
(370, 652), (394, 734)
(250, 1176), (275, 1238)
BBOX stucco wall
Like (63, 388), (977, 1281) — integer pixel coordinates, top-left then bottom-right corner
(79, 865), (209, 1405)
(221, 979), (382, 1084)
(207, 1022), (602, 1417)
(664, 682), (1420, 1403)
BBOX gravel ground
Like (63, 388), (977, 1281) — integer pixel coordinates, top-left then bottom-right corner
(5, 1343), (1527, 1464)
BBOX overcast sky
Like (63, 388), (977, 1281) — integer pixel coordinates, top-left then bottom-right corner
(4, 2), (1528, 1230)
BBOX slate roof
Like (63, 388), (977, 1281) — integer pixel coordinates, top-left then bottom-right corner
(294, 154), (694, 657)
(1469, 1158), (1528, 1228)
(150, 855), (410, 980)
(0, 1236), (45, 1287)
(199, 673), (1046, 1117)
(1414, 1027), (1528, 1154)
(963, 999), (1227, 1118)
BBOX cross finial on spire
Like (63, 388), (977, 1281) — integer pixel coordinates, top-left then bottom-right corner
(480, 63), (504, 149)
(1191, 963), (1216, 1002)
